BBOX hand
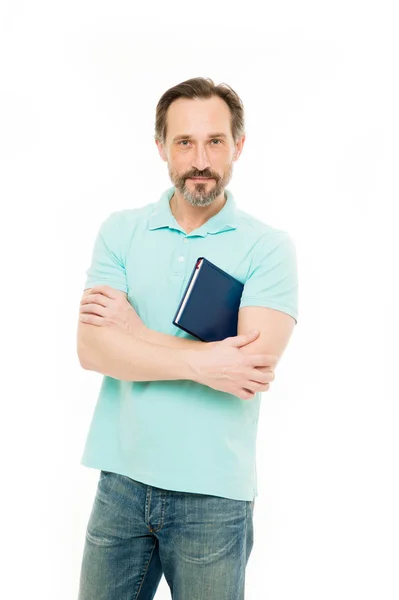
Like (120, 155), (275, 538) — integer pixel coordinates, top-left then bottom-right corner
(189, 330), (277, 400)
(79, 285), (145, 335)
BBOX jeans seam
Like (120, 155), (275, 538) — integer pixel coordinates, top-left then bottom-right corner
(134, 538), (158, 600)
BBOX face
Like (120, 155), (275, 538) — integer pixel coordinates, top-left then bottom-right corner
(157, 96), (245, 207)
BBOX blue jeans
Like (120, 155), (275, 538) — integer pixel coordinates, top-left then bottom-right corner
(78, 470), (255, 599)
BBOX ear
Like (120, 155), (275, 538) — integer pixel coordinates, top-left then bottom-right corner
(233, 135), (246, 161)
(155, 139), (167, 162)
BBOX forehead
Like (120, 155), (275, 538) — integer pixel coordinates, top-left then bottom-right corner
(166, 96), (231, 138)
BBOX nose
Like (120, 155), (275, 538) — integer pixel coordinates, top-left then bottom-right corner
(191, 144), (211, 173)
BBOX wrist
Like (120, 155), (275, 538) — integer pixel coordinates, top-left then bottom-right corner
(182, 349), (202, 383)
(129, 321), (149, 340)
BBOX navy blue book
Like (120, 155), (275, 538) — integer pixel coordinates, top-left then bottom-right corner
(172, 257), (244, 342)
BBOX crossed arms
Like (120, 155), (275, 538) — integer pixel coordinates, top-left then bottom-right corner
(77, 286), (295, 400)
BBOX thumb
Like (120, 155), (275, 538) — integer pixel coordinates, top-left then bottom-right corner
(228, 329), (260, 347)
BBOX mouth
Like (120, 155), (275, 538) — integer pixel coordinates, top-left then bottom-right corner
(189, 177), (212, 181)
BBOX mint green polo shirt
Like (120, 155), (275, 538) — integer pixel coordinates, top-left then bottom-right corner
(81, 186), (298, 501)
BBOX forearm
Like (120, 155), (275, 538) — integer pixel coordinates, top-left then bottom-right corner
(135, 325), (211, 351)
(78, 322), (198, 382)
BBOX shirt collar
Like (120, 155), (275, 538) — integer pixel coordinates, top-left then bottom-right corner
(148, 186), (238, 237)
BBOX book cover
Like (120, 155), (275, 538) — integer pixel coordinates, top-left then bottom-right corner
(172, 257), (244, 342)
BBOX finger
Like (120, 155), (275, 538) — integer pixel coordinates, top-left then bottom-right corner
(249, 369), (274, 384)
(230, 330), (260, 347)
(245, 382), (270, 394)
(89, 285), (118, 299)
(79, 303), (107, 317)
(79, 313), (103, 326)
(248, 354), (278, 367)
(256, 364), (272, 372)
(257, 367), (275, 378)
(246, 377), (272, 390)
(80, 293), (109, 308)
(241, 389), (256, 400)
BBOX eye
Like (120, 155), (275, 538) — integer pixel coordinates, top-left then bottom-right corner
(178, 139), (222, 146)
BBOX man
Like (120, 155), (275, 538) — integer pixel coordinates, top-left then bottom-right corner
(77, 77), (298, 599)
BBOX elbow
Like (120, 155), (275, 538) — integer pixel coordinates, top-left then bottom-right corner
(78, 354), (91, 370)
(77, 326), (96, 370)
(77, 343), (92, 370)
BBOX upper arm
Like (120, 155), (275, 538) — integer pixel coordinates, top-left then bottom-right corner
(81, 210), (129, 332)
(238, 306), (295, 364)
(77, 211), (128, 366)
(84, 210), (129, 293)
(237, 231), (299, 363)
(77, 287), (128, 368)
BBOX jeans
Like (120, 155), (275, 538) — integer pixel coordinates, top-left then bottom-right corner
(77, 470), (255, 599)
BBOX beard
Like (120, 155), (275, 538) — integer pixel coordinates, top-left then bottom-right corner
(168, 162), (234, 207)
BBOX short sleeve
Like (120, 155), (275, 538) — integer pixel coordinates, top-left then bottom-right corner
(84, 211), (128, 293)
(239, 232), (298, 324)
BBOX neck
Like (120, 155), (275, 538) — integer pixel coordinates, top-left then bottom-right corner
(170, 190), (226, 231)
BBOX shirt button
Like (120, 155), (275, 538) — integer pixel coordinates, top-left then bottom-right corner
(183, 238), (188, 243)
(178, 256), (185, 262)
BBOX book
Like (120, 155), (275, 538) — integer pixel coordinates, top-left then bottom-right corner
(172, 257), (244, 342)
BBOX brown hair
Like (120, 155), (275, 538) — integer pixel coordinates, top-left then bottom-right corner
(154, 77), (245, 145)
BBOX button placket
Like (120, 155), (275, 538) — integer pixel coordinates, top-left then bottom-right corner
(171, 235), (190, 277)
(178, 235), (190, 263)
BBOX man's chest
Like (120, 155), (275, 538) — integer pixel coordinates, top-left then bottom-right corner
(124, 231), (251, 334)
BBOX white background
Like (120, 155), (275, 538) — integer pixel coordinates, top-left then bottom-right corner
(1, 1), (398, 598)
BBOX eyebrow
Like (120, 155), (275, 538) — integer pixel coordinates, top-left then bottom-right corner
(173, 133), (228, 142)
